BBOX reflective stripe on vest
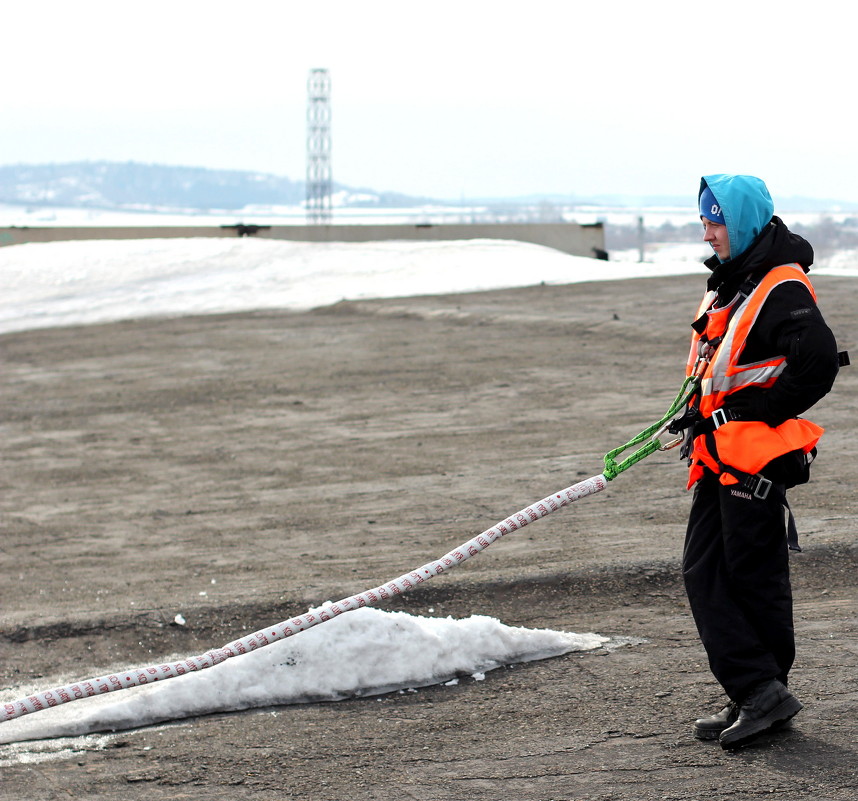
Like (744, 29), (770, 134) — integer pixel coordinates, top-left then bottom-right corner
(689, 264), (817, 416)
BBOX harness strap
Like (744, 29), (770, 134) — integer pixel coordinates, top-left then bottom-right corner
(703, 431), (801, 551)
(670, 407), (745, 436)
(785, 502), (800, 552)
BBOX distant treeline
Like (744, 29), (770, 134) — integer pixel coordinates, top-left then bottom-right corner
(605, 217), (858, 257)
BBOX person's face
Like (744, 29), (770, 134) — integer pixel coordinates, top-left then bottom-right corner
(702, 218), (730, 260)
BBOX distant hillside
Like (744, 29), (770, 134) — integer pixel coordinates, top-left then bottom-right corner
(0, 162), (436, 213)
(1, 161), (854, 215)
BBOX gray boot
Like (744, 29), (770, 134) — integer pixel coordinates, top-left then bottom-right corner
(693, 702), (739, 740)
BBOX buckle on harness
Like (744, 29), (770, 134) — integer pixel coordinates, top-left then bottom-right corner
(712, 408), (730, 429)
(751, 475), (772, 500)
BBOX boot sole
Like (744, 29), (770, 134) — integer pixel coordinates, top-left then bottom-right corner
(719, 696), (803, 750)
(693, 726), (725, 741)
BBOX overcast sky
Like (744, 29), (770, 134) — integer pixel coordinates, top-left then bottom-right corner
(3, 0), (855, 203)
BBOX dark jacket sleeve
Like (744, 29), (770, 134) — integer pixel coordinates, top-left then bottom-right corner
(734, 282), (839, 426)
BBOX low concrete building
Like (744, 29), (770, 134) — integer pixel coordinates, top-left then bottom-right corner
(0, 221), (605, 258)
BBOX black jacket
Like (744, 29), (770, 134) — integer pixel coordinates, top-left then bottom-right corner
(702, 216), (839, 427)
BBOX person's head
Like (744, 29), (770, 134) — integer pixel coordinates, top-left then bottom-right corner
(698, 175), (774, 263)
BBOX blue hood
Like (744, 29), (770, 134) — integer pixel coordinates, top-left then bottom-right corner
(699, 174), (774, 261)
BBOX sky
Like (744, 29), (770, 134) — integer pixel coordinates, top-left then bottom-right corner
(3, 1), (857, 203)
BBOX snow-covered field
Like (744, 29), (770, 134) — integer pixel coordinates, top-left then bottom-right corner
(0, 236), (713, 336)
(2, 233), (855, 337)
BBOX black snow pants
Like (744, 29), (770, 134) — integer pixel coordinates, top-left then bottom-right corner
(682, 469), (795, 703)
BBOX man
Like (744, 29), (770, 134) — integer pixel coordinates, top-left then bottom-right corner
(670, 174), (841, 750)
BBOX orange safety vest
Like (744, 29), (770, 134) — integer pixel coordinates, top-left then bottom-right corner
(685, 263), (824, 489)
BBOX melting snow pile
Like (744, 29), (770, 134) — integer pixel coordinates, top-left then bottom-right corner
(0, 607), (607, 744)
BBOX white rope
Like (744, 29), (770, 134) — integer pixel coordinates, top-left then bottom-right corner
(2, 474), (608, 723)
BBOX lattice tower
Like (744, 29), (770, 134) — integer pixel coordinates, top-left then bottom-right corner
(306, 69), (332, 224)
